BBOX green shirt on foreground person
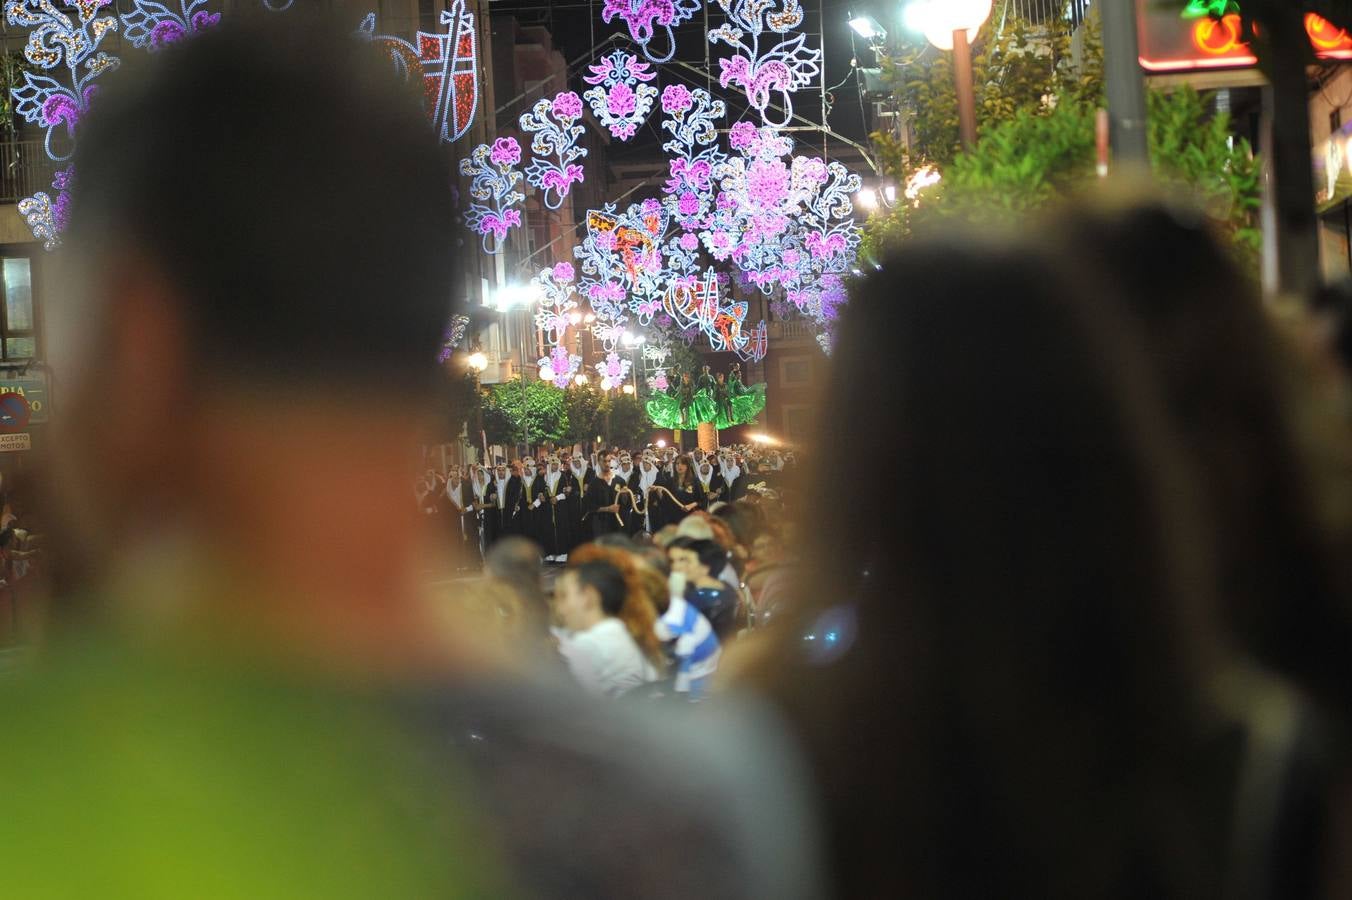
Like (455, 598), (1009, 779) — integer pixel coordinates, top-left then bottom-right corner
(0, 635), (506, 899)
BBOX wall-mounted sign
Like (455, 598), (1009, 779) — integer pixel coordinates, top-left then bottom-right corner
(1139, 2), (1352, 73)
(0, 378), (48, 424)
(0, 433), (32, 452)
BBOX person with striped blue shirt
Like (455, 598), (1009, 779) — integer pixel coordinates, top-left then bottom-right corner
(655, 570), (722, 699)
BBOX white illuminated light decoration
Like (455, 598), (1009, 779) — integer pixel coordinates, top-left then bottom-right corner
(709, 0), (821, 127)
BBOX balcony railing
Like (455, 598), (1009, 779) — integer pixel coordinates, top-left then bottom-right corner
(769, 319), (816, 342)
(0, 140), (59, 206)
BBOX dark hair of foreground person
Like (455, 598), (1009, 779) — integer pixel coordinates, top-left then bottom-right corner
(756, 232), (1228, 899)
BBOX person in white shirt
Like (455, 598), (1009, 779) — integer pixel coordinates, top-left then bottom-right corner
(553, 560), (658, 698)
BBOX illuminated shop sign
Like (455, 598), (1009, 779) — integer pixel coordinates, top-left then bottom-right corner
(1138, 1), (1352, 73)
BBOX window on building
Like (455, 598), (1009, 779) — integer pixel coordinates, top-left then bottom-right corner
(0, 257), (35, 362)
(783, 405), (814, 443)
(780, 357), (812, 387)
(419, 0), (438, 32)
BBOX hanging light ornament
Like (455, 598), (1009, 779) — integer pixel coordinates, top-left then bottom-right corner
(582, 50), (658, 141)
(520, 91), (588, 209)
(121, 1), (220, 51)
(459, 137), (526, 254)
(601, 0), (700, 63)
(595, 351), (633, 391)
(531, 262), (584, 389)
(708, 0), (821, 127)
(356, 5), (480, 145)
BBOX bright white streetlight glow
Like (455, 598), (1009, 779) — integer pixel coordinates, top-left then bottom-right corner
(856, 187), (879, 210)
(494, 283), (540, 310)
(656, 439), (667, 448)
(622, 384), (635, 395)
(749, 432), (777, 445)
(903, 0), (991, 50)
(905, 164), (943, 201)
(569, 311), (582, 325)
(467, 351), (488, 372)
(583, 312), (596, 324)
(574, 373), (589, 385)
(883, 184), (897, 204)
(848, 14), (886, 40)
(539, 366), (554, 381)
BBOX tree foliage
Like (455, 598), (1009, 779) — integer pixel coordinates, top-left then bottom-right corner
(601, 393), (651, 447)
(482, 377), (569, 448)
(563, 382), (605, 446)
(436, 369), (484, 445)
(873, 14), (1103, 172)
(863, 4), (1260, 274)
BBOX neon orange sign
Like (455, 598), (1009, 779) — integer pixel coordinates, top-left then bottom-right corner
(1307, 13), (1352, 53)
(1140, 3), (1352, 72)
(1192, 14), (1245, 55)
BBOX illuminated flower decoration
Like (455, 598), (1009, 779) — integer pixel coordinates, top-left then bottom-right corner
(660, 83), (692, 113)
(459, 138), (525, 253)
(659, 87), (726, 232)
(601, 0), (701, 64)
(121, 1), (219, 51)
(356, 3), (480, 145)
(7, 0), (121, 247)
(532, 262), (580, 347)
(708, 0), (820, 127)
(575, 201), (668, 326)
(490, 136), (521, 166)
(539, 345), (582, 389)
(648, 368), (670, 392)
(437, 314), (471, 363)
(583, 50), (657, 141)
(595, 351), (633, 391)
(519, 92), (587, 209)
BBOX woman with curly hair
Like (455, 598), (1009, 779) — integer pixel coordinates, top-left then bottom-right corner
(567, 544), (666, 674)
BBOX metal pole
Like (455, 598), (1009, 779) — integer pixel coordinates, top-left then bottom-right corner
(952, 28), (977, 150)
(520, 308), (531, 457)
(1100, 0), (1149, 166)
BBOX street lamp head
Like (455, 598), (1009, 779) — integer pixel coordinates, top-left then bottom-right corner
(622, 384), (635, 395)
(574, 373), (589, 385)
(569, 311), (582, 325)
(855, 187), (879, 210)
(583, 312), (596, 324)
(904, 0), (991, 50)
(848, 14), (886, 40)
(467, 350), (489, 373)
(656, 439), (667, 448)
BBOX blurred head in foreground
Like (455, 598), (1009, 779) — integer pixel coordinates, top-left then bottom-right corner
(762, 230), (1218, 898)
(49, 13), (455, 654)
(1046, 201), (1352, 716)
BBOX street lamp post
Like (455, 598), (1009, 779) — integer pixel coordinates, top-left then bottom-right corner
(907, 0), (993, 151)
(493, 283), (542, 459)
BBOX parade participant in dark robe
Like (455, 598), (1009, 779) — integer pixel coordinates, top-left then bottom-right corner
(585, 454), (623, 539)
(720, 454), (747, 502)
(615, 454), (644, 538)
(523, 461), (556, 559)
(650, 454), (705, 530)
(542, 458), (567, 562)
(568, 453), (590, 492)
(415, 476), (440, 519)
(697, 459), (726, 507)
(444, 467), (478, 566)
(554, 456), (584, 558)
(636, 455), (661, 534)
(494, 462), (526, 540)
(471, 465), (498, 552)
(678, 372), (695, 428)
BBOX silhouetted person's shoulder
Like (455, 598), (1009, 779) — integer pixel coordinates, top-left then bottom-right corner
(402, 678), (826, 900)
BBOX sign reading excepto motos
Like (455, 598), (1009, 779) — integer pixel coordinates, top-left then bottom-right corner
(0, 378), (49, 424)
(0, 433), (33, 452)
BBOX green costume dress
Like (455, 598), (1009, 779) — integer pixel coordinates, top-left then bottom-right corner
(645, 370), (765, 429)
(727, 370), (766, 425)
